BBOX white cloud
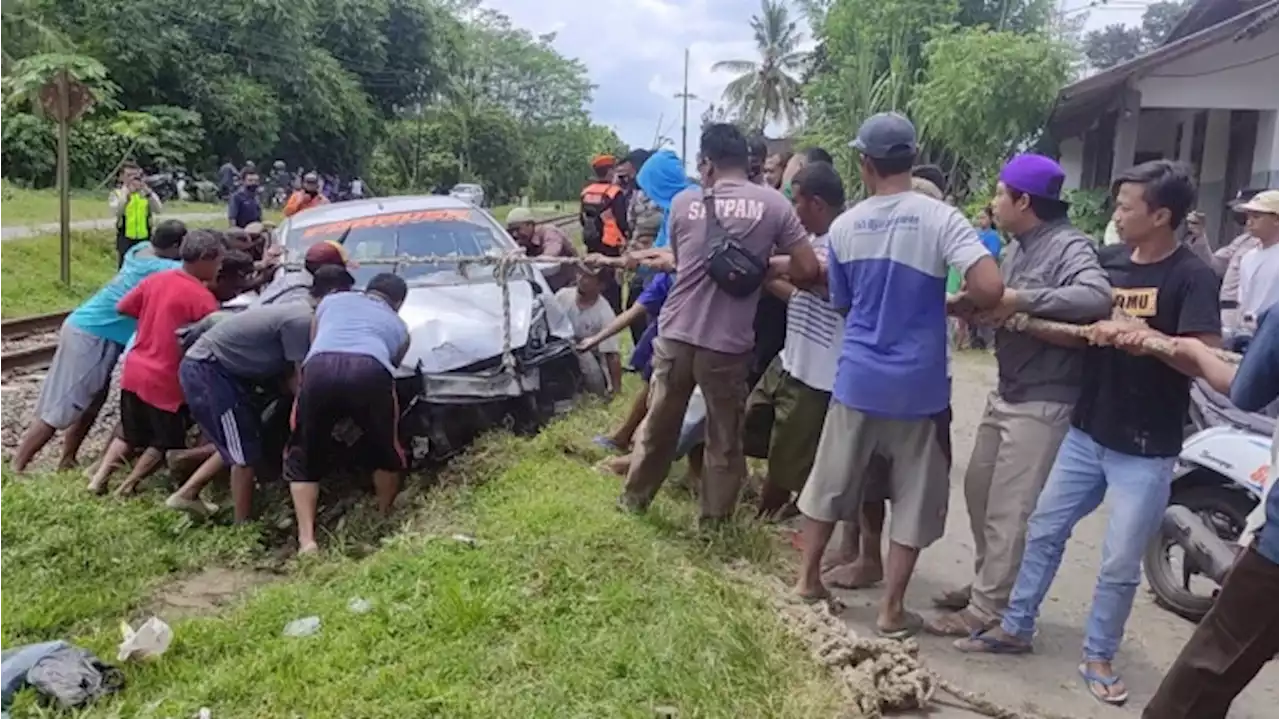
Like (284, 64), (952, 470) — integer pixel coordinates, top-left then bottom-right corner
(484, 0), (804, 165)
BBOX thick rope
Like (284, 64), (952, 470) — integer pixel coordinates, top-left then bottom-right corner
(727, 561), (1082, 719)
(996, 306), (1242, 364)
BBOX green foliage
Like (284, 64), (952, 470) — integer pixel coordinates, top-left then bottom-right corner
(800, 0), (1075, 201)
(1066, 187), (1111, 241)
(2, 52), (118, 115)
(4, 0), (616, 200)
(912, 26), (1072, 181)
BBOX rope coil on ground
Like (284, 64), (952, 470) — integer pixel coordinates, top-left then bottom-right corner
(728, 562), (1063, 719)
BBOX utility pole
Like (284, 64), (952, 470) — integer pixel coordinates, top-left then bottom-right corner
(673, 48), (697, 162)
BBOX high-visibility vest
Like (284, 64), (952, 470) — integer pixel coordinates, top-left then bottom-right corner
(580, 181), (624, 250)
(122, 193), (151, 240)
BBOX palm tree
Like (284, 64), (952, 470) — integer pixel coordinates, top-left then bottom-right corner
(712, 0), (808, 132)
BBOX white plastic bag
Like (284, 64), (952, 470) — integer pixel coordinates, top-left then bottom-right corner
(117, 617), (173, 662)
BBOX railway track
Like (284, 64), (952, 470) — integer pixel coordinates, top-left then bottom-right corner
(1, 212), (581, 375)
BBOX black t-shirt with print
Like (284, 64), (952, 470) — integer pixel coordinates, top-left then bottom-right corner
(1071, 244), (1221, 457)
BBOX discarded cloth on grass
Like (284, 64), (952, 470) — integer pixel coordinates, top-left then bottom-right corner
(2, 642), (123, 715)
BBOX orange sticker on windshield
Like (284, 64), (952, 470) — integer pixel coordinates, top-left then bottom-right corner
(302, 209), (473, 238)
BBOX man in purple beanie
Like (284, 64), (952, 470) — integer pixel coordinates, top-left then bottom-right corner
(955, 159), (1221, 707)
(926, 154), (1112, 638)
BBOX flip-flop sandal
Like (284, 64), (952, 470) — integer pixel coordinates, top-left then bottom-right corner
(1078, 664), (1128, 706)
(877, 610), (924, 640)
(923, 610), (984, 637)
(953, 628), (1033, 654)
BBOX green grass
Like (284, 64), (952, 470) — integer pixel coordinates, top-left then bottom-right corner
(0, 469), (263, 646)
(2, 397), (839, 718)
(0, 230), (119, 318)
(1, 180), (221, 227)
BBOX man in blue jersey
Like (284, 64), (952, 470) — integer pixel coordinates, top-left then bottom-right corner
(792, 112), (1004, 638)
(10, 220), (187, 473)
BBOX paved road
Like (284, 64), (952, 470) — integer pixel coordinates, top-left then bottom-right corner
(1, 212), (225, 241)
(834, 352), (1277, 718)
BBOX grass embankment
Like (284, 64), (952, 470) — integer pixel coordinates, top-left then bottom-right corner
(2, 397), (840, 718)
(1, 230), (119, 318)
(1, 181), (221, 227)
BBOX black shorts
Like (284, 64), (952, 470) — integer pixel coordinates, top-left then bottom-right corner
(119, 389), (191, 450)
(284, 352), (404, 482)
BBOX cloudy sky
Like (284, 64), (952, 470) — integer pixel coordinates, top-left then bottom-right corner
(486, 0), (1155, 156)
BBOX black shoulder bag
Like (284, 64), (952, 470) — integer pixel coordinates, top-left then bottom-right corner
(703, 192), (766, 298)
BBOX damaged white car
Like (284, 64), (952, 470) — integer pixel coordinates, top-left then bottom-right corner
(267, 196), (583, 465)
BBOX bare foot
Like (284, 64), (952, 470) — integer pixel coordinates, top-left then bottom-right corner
(821, 549), (858, 572)
(823, 559), (883, 589)
(87, 478), (109, 496)
(595, 456), (630, 476)
(114, 480), (139, 497)
(298, 541), (320, 555)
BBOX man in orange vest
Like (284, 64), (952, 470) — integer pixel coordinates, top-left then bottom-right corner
(581, 154), (631, 313)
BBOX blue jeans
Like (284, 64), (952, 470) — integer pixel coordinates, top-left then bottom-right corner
(1000, 426), (1175, 662)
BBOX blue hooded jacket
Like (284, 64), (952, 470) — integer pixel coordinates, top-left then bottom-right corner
(636, 149), (694, 250)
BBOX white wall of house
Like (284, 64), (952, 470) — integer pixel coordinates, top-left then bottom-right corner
(1060, 137), (1084, 190)
(1056, 25), (1280, 195)
(1137, 25), (1279, 111)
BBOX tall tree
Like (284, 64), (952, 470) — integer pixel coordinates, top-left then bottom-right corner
(912, 27), (1073, 183)
(712, 0), (809, 132)
(1082, 23), (1146, 69)
(1141, 0), (1191, 46)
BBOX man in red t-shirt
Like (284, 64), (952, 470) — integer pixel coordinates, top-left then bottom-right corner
(88, 230), (224, 495)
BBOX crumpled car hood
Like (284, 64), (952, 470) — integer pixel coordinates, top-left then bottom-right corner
(399, 280), (575, 375)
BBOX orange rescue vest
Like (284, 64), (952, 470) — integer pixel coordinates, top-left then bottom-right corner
(580, 181), (624, 251)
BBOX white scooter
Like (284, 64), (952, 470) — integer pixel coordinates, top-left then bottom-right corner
(1144, 380), (1274, 622)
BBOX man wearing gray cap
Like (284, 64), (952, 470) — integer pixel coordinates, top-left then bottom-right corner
(793, 112), (1004, 638)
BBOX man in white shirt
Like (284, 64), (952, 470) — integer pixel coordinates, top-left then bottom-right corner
(554, 268), (622, 395)
(1234, 190), (1279, 339)
(743, 161), (846, 518)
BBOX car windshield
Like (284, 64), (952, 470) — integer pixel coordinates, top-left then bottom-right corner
(284, 207), (526, 286)
(451, 184), (480, 193)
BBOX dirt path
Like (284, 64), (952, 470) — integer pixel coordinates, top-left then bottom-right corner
(0, 212), (225, 241)
(834, 351), (1277, 718)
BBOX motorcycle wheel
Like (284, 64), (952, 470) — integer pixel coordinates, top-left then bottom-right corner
(1144, 481), (1254, 622)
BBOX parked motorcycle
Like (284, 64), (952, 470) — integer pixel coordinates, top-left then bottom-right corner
(1144, 379), (1275, 622)
(144, 172), (177, 201)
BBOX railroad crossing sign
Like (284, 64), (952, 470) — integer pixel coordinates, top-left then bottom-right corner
(37, 71), (94, 123)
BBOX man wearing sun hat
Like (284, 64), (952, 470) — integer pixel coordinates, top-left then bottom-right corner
(1232, 189), (1279, 340)
(924, 153), (1112, 637)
